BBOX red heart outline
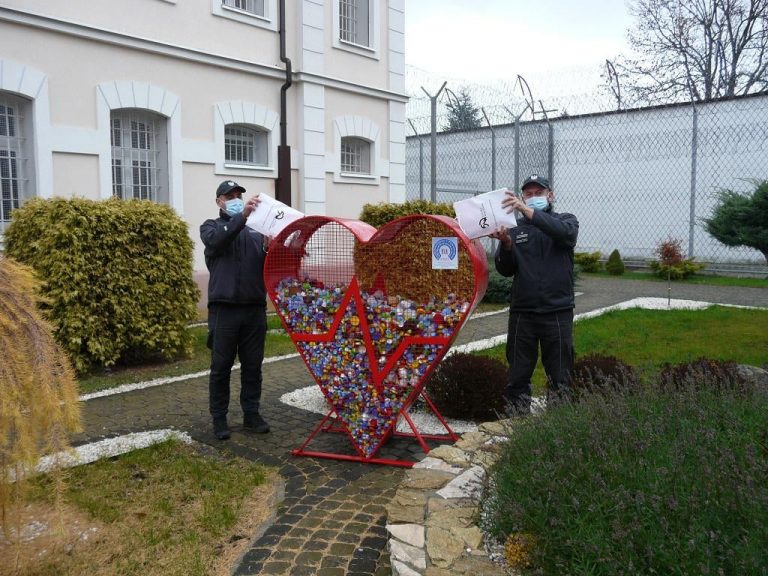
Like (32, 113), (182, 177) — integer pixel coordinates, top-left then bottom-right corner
(265, 215), (488, 458)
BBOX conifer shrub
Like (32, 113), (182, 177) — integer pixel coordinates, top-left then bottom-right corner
(571, 353), (637, 397)
(605, 249), (625, 275)
(483, 266), (513, 304)
(358, 199), (455, 227)
(574, 251), (602, 273)
(425, 352), (507, 421)
(659, 357), (749, 392)
(5, 197), (199, 373)
(0, 255), (81, 528)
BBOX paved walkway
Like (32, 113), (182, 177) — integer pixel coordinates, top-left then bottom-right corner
(72, 277), (767, 576)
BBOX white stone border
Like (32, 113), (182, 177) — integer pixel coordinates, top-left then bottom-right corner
(10, 429), (192, 481)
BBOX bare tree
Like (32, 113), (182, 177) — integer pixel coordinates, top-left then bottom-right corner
(611, 0), (768, 104)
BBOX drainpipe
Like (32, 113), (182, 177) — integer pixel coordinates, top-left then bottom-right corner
(276, 0), (292, 206)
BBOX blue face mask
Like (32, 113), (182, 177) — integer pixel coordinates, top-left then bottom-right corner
(224, 198), (244, 216)
(525, 196), (549, 211)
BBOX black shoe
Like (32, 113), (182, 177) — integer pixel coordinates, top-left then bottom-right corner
(243, 412), (270, 434)
(213, 417), (231, 440)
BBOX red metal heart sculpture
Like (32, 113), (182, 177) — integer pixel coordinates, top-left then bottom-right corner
(265, 215), (488, 459)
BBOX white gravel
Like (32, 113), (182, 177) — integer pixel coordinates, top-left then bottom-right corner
(12, 429), (193, 481)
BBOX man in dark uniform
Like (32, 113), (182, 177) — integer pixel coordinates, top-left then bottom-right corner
(200, 180), (271, 440)
(489, 175), (579, 415)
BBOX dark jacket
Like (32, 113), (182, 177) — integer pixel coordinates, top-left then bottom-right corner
(200, 210), (268, 307)
(494, 206), (579, 313)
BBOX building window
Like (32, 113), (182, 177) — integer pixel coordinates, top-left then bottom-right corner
(110, 109), (168, 202)
(222, 0), (265, 17)
(0, 94), (30, 230)
(225, 124), (268, 167)
(339, 0), (370, 47)
(340, 137), (371, 174)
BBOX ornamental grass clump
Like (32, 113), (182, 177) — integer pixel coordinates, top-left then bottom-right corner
(483, 382), (768, 575)
(0, 256), (81, 543)
(659, 357), (749, 392)
(570, 353), (637, 398)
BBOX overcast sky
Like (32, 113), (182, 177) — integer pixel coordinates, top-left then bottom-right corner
(405, 0), (634, 94)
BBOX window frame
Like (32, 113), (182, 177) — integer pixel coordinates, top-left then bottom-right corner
(331, 115), (381, 185)
(224, 123), (269, 168)
(214, 101), (279, 178)
(212, 0), (277, 30)
(110, 108), (169, 203)
(0, 92), (34, 231)
(333, 0), (380, 59)
(340, 136), (372, 176)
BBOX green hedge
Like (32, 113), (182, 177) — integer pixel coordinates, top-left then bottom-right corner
(358, 200), (455, 227)
(574, 251), (602, 273)
(5, 197), (199, 373)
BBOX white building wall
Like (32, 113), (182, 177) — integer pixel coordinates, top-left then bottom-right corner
(0, 1), (410, 286)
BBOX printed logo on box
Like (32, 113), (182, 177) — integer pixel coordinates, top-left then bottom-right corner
(432, 237), (459, 270)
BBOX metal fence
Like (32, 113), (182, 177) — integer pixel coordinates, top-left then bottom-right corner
(406, 86), (768, 274)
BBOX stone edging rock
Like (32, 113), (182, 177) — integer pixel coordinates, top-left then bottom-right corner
(385, 420), (514, 576)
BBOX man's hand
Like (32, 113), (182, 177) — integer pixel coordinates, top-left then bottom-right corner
(243, 194), (262, 218)
(500, 189), (533, 220)
(489, 225), (513, 250)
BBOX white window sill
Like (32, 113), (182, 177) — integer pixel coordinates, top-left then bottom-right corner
(340, 172), (375, 179)
(225, 163), (272, 171)
(335, 39), (379, 60)
(336, 172), (379, 185)
(217, 163), (276, 178)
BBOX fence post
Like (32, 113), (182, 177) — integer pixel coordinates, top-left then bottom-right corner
(421, 82), (447, 203)
(536, 100), (556, 189)
(688, 101), (699, 258)
(514, 116), (520, 192)
(505, 104), (531, 193)
(408, 119), (424, 201)
(481, 108), (496, 190)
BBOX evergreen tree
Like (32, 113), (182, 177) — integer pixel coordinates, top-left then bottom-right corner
(704, 181), (768, 264)
(445, 87), (482, 132)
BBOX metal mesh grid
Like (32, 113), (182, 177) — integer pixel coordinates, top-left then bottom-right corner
(339, 0), (369, 46)
(340, 137), (371, 174)
(111, 109), (165, 202)
(406, 85), (768, 273)
(222, 0), (265, 16)
(0, 95), (26, 232)
(264, 216), (488, 459)
(225, 124), (268, 167)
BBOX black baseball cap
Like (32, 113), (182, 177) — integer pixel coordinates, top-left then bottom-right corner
(216, 180), (245, 197)
(521, 174), (550, 190)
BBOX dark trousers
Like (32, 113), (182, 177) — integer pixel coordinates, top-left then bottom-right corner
(207, 304), (267, 419)
(505, 310), (574, 412)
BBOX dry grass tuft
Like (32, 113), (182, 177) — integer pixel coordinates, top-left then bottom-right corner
(0, 255), (81, 564)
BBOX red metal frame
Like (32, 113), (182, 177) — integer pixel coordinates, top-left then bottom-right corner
(266, 214), (488, 466)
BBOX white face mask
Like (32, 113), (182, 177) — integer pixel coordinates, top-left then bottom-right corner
(525, 196), (549, 211)
(223, 198), (244, 216)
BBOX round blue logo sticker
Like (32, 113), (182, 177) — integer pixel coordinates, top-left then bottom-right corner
(433, 238), (457, 261)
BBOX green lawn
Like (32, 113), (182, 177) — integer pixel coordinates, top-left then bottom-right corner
(477, 306), (768, 395)
(21, 440), (274, 576)
(582, 270), (767, 288)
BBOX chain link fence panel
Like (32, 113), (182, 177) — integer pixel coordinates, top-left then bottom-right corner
(406, 88), (768, 275)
